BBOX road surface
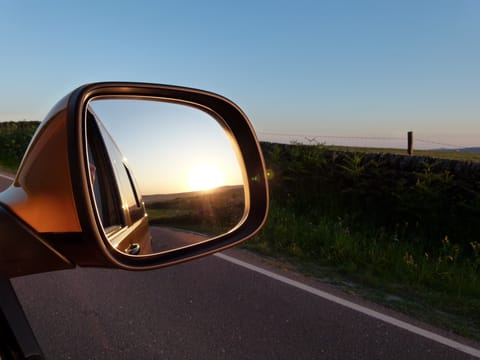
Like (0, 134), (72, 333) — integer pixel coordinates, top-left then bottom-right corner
(1, 173), (480, 359)
(150, 226), (207, 252)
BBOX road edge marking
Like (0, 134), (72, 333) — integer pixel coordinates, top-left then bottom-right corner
(0, 173), (14, 181)
(215, 252), (480, 358)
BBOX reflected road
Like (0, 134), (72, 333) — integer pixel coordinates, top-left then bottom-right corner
(150, 226), (207, 252)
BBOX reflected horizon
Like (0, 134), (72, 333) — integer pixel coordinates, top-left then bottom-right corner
(88, 98), (247, 249)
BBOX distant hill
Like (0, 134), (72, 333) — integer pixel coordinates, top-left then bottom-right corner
(435, 147), (480, 154)
(143, 184), (244, 204)
(456, 147), (480, 154)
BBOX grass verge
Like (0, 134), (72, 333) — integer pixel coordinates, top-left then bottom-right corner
(243, 203), (480, 342)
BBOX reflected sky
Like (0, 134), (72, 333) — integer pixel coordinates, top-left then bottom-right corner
(89, 99), (244, 195)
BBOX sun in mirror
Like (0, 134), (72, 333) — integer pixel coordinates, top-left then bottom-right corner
(88, 98), (246, 254)
(188, 163), (225, 192)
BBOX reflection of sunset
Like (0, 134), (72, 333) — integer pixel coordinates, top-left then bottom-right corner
(90, 99), (245, 195)
(188, 164), (225, 191)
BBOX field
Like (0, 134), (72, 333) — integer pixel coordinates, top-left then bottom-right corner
(245, 142), (480, 340)
(143, 185), (245, 236)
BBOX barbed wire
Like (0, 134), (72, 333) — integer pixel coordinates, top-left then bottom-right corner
(258, 131), (403, 141)
(415, 138), (466, 149)
(257, 131), (468, 149)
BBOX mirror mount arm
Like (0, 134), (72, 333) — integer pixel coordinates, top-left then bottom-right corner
(0, 205), (74, 278)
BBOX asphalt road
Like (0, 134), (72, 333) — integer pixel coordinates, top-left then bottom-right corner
(150, 226), (207, 252)
(1, 174), (480, 359)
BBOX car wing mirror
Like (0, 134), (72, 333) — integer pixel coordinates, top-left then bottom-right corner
(0, 83), (269, 276)
(86, 98), (250, 255)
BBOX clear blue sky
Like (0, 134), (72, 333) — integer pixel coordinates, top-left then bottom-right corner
(1, 0), (479, 148)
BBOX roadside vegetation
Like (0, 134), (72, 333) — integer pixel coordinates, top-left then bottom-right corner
(0, 121), (40, 172)
(245, 142), (480, 340)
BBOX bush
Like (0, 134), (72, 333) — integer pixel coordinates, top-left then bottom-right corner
(0, 121), (40, 170)
(260, 142), (480, 255)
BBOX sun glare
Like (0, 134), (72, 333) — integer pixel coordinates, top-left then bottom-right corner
(188, 164), (225, 192)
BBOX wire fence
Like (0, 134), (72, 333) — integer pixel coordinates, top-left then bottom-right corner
(257, 131), (471, 150)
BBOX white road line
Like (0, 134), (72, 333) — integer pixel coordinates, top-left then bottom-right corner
(0, 173), (14, 181)
(215, 252), (480, 358)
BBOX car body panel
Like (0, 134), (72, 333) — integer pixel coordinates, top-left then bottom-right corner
(0, 99), (81, 234)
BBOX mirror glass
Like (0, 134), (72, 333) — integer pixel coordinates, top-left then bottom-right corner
(87, 98), (246, 254)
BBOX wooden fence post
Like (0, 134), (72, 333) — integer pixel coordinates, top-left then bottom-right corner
(407, 131), (413, 156)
